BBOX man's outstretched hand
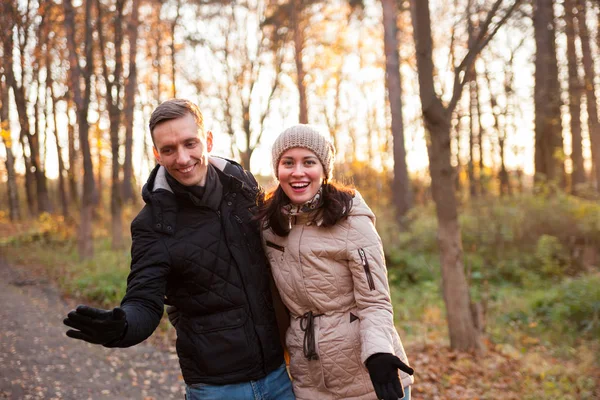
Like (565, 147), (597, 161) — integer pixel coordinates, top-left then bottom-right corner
(63, 305), (127, 346)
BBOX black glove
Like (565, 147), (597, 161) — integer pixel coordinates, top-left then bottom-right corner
(63, 305), (127, 346)
(366, 353), (414, 400)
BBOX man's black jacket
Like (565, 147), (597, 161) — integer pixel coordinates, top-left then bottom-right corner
(109, 158), (284, 385)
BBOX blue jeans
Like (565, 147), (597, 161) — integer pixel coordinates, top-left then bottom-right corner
(401, 386), (411, 400)
(185, 364), (295, 400)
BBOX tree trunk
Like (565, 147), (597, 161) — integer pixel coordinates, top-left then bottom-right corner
(122, 0), (140, 203)
(475, 77), (486, 195)
(96, 0), (125, 249)
(67, 103), (79, 206)
(241, 149), (252, 172)
(170, 0), (180, 98)
(8, 52), (47, 216)
(0, 79), (21, 221)
(19, 132), (36, 216)
(427, 104), (481, 352)
(1, 4), (33, 217)
(1, 136), (20, 220)
(453, 111), (464, 193)
(292, 2), (308, 124)
(410, 0), (482, 352)
(327, 73), (342, 150)
(533, 0), (565, 184)
(0, 23), (21, 221)
(64, 0), (96, 259)
(9, 11), (53, 216)
(467, 2), (478, 198)
(484, 67), (510, 196)
(45, 31), (69, 218)
(95, 124), (104, 212)
(575, 0), (600, 190)
(564, 0), (585, 192)
(32, 53), (52, 214)
(382, 0), (413, 222)
(468, 93), (477, 198)
(48, 87), (69, 218)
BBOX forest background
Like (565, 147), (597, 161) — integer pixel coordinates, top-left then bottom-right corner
(1, 0), (599, 398)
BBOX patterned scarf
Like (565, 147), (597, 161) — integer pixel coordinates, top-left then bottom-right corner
(281, 186), (324, 227)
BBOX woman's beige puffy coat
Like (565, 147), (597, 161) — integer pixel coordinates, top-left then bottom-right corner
(263, 192), (413, 400)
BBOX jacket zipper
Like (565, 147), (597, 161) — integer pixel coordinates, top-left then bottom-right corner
(234, 214), (253, 258)
(358, 248), (375, 290)
(225, 209), (267, 375)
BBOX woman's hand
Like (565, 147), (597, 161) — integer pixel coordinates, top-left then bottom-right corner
(366, 353), (414, 400)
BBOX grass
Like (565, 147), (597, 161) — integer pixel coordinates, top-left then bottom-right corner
(1, 222), (131, 307)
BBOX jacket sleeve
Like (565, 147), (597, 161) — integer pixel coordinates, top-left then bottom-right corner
(346, 213), (399, 364)
(109, 211), (171, 348)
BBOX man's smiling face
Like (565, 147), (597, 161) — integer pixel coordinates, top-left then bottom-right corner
(152, 112), (213, 187)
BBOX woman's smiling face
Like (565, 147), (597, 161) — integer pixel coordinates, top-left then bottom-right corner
(277, 148), (325, 205)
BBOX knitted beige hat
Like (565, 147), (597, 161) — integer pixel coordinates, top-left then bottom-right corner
(272, 124), (335, 180)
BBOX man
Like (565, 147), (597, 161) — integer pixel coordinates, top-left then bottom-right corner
(63, 99), (294, 400)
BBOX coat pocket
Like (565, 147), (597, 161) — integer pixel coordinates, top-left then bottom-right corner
(318, 314), (365, 393)
(358, 248), (375, 290)
(180, 307), (257, 375)
(266, 240), (285, 252)
(266, 240), (285, 263)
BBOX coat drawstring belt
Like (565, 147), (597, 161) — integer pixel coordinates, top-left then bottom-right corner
(299, 311), (323, 361)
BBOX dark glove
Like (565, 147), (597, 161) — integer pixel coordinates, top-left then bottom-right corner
(366, 353), (414, 400)
(63, 305), (127, 346)
(166, 305), (180, 328)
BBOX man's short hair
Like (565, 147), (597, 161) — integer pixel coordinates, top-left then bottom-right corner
(149, 99), (205, 138)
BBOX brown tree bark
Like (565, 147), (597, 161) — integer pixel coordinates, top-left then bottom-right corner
(170, 0), (181, 98)
(122, 0), (139, 203)
(0, 6), (21, 221)
(3, 6), (52, 215)
(575, 0), (600, 190)
(18, 131), (36, 216)
(533, 0), (565, 185)
(32, 21), (53, 214)
(64, 0), (97, 259)
(410, 0), (520, 351)
(155, 31), (163, 104)
(4, 44), (35, 215)
(410, 0), (481, 352)
(0, 78), (21, 221)
(95, 124), (104, 211)
(97, 0), (126, 249)
(322, 67), (342, 151)
(475, 77), (486, 195)
(467, 5), (479, 198)
(483, 66), (510, 196)
(468, 95), (477, 198)
(453, 110), (464, 193)
(291, 1), (308, 124)
(382, 0), (413, 221)
(48, 78), (69, 218)
(502, 46), (521, 196)
(66, 96), (79, 206)
(564, 0), (585, 191)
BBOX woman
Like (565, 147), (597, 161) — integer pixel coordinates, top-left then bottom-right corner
(259, 125), (414, 400)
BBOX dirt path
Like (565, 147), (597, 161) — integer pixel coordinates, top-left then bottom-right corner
(0, 257), (185, 400)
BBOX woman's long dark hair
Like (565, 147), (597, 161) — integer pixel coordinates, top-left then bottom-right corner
(257, 181), (355, 237)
